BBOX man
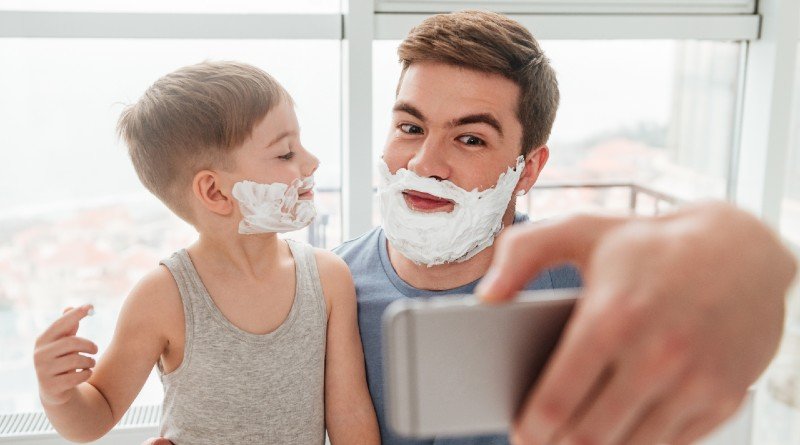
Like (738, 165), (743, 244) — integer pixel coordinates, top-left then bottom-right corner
(145, 10), (797, 445)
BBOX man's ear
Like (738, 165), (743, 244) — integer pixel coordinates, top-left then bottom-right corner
(192, 170), (234, 216)
(514, 145), (549, 196)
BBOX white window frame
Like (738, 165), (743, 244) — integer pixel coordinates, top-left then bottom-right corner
(2, 1), (797, 240)
(375, 0), (757, 14)
(2, 2), (800, 440)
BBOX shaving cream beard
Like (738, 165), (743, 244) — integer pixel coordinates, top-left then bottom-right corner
(232, 176), (316, 234)
(379, 156), (525, 266)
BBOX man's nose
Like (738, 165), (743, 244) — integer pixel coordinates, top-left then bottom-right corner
(407, 135), (450, 180)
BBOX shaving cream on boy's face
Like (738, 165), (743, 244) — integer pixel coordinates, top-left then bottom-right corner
(232, 176), (316, 234)
(379, 156), (526, 266)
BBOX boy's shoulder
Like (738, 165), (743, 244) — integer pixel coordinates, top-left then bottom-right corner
(312, 246), (351, 277)
(311, 246), (355, 316)
(120, 264), (184, 342)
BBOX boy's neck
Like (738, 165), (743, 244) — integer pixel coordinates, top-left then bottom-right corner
(190, 230), (286, 280)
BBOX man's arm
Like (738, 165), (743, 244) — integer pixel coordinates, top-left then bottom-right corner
(476, 201), (798, 445)
(316, 249), (381, 445)
(35, 267), (178, 443)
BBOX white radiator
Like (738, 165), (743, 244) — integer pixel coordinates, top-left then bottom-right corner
(0, 394), (752, 445)
(0, 404), (159, 444)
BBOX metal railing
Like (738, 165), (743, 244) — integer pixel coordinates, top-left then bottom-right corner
(531, 181), (683, 215)
(307, 182), (683, 247)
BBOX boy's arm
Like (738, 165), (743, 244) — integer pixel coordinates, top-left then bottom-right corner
(35, 267), (179, 443)
(315, 250), (380, 445)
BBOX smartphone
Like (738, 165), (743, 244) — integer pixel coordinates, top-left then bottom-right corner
(382, 288), (579, 438)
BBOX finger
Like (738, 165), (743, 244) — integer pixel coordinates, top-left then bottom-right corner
(62, 306), (74, 315)
(39, 336), (99, 360)
(50, 368), (93, 392)
(512, 302), (617, 444)
(476, 215), (622, 303)
(49, 354), (96, 376)
(38, 305), (94, 345)
(554, 328), (690, 444)
(669, 397), (744, 445)
(623, 396), (698, 445)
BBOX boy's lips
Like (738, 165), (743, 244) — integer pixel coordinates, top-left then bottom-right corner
(402, 190), (455, 212)
(298, 187), (314, 199)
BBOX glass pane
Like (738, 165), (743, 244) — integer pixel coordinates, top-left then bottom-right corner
(757, 42), (800, 445)
(373, 40), (740, 222)
(0, 39), (341, 414)
(0, 0), (339, 14)
(780, 45), (800, 247)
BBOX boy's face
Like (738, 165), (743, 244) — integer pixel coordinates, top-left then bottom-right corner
(383, 61), (546, 214)
(225, 99), (319, 198)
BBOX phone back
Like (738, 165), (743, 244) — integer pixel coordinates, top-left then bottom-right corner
(382, 289), (578, 438)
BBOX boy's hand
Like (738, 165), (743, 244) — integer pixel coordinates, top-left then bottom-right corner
(34, 305), (98, 406)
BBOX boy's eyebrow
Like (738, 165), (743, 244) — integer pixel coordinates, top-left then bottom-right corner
(265, 130), (297, 148)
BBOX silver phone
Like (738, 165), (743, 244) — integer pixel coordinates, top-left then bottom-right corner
(382, 288), (579, 438)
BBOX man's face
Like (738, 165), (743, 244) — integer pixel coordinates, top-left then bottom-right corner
(383, 61), (545, 214)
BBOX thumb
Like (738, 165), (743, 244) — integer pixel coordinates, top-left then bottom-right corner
(476, 215), (621, 303)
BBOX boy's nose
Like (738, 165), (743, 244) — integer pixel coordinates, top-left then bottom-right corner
(304, 152), (320, 178)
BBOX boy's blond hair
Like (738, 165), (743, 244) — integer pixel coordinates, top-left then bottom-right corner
(118, 61), (290, 222)
(398, 10), (559, 155)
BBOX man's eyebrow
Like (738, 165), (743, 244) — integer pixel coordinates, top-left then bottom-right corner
(450, 113), (504, 137)
(392, 102), (426, 122)
(266, 130), (296, 148)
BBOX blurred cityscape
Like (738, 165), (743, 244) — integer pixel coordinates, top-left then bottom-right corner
(0, 39), (798, 445)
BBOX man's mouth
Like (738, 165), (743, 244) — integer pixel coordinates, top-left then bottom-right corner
(402, 190), (455, 212)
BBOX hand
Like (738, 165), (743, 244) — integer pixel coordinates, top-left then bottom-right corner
(476, 202), (798, 445)
(34, 305), (98, 406)
(141, 438), (174, 445)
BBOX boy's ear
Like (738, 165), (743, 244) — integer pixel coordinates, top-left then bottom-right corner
(514, 145), (549, 196)
(192, 170), (234, 216)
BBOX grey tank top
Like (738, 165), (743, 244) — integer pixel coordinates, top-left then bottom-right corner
(157, 239), (327, 445)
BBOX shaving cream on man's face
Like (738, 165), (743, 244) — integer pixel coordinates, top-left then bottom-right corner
(378, 156), (525, 266)
(232, 176), (316, 234)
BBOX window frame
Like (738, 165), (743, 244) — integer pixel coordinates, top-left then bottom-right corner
(1, 3), (796, 240)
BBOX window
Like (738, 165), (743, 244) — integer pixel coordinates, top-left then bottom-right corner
(0, 38), (341, 413)
(0, 0), (340, 13)
(372, 40), (741, 221)
(375, 0), (756, 14)
(780, 44), (800, 247)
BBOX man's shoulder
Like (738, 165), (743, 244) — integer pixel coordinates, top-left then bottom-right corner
(332, 226), (384, 267)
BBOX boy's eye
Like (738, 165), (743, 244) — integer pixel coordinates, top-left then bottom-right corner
(457, 135), (485, 146)
(399, 123), (423, 135)
(278, 151), (295, 160)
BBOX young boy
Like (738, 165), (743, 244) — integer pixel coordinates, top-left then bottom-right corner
(32, 61), (380, 444)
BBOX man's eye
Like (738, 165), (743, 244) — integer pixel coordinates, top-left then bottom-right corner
(278, 151), (295, 160)
(458, 135), (485, 146)
(399, 123), (423, 135)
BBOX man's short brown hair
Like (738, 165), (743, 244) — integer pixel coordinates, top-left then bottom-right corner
(397, 10), (559, 155)
(117, 61), (289, 222)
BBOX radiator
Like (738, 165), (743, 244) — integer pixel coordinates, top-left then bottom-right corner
(0, 394), (752, 445)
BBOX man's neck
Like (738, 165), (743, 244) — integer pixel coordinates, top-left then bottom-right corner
(386, 210), (518, 291)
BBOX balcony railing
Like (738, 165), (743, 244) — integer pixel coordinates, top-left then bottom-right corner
(531, 181), (683, 215)
(306, 182), (683, 247)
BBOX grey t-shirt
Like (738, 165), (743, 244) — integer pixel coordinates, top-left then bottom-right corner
(334, 216), (582, 445)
